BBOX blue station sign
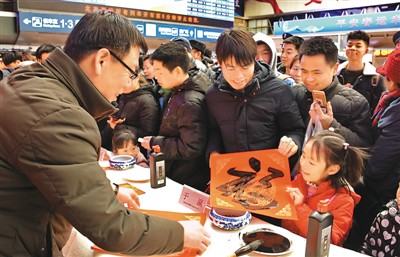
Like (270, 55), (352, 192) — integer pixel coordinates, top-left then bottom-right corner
(273, 10), (400, 35)
(18, 11), (224, 42)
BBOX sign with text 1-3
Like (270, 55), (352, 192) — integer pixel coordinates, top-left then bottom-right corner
(18, 11), (224, 42)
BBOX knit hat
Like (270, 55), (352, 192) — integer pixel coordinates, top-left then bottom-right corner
(189, 39), (206, 54)
(376, 48), (400, 84)
(170, 37), (192, 52)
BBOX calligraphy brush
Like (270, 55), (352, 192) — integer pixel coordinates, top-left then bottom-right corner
(227, 239), (264, 257)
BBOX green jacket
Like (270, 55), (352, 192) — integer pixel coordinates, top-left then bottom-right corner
(0, 48), (183, 256)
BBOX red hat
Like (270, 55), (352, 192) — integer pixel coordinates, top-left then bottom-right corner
(376, 48), (400, 84)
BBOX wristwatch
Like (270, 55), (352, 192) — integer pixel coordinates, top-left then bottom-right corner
(112, 183), (119, 195)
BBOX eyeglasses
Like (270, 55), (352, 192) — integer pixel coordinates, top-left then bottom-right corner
(108, 50), (138, 81)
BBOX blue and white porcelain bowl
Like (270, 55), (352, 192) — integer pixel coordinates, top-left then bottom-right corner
(209, 208), (251, 231)
(109, 155), (136, 170)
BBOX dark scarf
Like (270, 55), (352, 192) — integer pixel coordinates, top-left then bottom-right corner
(372, 88), (400, 127)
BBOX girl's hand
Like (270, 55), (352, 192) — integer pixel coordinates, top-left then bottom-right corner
(116, 187), (140, 210)
(286, 187), (304, 206)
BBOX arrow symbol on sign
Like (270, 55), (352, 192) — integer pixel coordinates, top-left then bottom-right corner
(23, 18), (31, 24)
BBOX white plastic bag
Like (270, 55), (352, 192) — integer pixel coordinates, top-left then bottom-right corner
(303, 114), (323, 147)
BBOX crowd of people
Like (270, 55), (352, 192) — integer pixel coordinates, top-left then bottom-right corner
(1, 9), (399, 257)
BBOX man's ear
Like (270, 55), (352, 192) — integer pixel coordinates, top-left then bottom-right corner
(173, 66), (184, 76)
(327, 164), (340, 176)
(332, 62), (339, 74)
(94, 48), (111, 76)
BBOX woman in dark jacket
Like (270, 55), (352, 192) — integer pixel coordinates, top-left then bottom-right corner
(101, 74), (160, 156)
(364, 49), (400, 205)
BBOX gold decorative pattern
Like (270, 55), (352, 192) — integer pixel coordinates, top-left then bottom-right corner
(275, 204), (292, 217)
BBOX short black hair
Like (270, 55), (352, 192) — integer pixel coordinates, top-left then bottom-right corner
(35, 44), (56, 60)
(112, 128), (138, 152)
(299, 36), (338, 66)
(143, 54), (152, 62)
(64, 10), (148, 62)
(216, 29), (256, 67)
(282, 36), (304, 50)
(3, 51), (22, 66)
(151, 42), (190, 74)
(347, 30), (370, 46)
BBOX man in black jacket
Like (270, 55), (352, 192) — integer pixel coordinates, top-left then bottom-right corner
(291, 36), (373, 148)
(141, 42), (211, 191)
(206, 29), (305, 169)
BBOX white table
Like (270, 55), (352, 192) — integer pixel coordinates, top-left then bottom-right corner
(62, 167), (368, 257)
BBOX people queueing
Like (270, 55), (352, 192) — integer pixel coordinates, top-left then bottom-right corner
(0, 10), (210, 256)
(253, 32), (279, 73)
(190, 39), (216, 80)
(253, 32), (298, 86)
(190, 39), (207, 62)
(291, 36), (373, 148)
(205, 29), (305, 170)
(0, 51), (22, 80)
(337, 30), (385, 113)
(143, 54), (170, 113)
(284, 130), (368, 246)
(289, 56), (302, 84)
(278, 35), (304, 76)
(36, 43), (57, 62)
(140, 42), (211, 191)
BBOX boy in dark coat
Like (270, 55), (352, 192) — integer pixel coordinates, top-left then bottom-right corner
(141, 42), (211, 191)
(206, 29), (305, 169)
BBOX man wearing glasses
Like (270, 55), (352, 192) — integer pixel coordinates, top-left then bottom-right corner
(0, 10), (210, 257)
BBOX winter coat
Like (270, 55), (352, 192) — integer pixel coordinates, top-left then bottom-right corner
(0, 48), (183, 256)
(151, 68), (211, 191)
(282, 174), (361, 246)
(337, 61), (385, 114)
(101, 84), (160, 153)
(291, 77), (373, 147)
(364, 97), (400, 205)
(205, 61), (305, 168)
(361, 199), (400, 257)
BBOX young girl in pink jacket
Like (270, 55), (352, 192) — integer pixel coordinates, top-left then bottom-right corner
(283, 130), (368, 246)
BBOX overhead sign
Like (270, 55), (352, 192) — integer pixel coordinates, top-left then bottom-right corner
(250, 0), (399, 16)
(273, 10), (400, 35)
(18, 0), (234, 28)
(18, 12), (224, 42)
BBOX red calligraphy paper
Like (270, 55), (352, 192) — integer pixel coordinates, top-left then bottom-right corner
(210, 149), (297, 220)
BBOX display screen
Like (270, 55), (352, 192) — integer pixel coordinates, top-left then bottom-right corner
(64, 0), (234, 21)
(18, 0), (235, 28)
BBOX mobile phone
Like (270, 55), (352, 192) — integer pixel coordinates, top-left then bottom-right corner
(312, 90), (327, 108)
